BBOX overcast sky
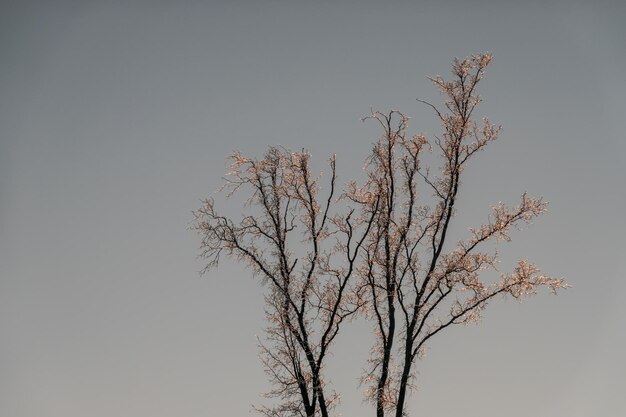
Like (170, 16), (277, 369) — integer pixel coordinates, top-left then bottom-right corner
(1, 1), (625, 417)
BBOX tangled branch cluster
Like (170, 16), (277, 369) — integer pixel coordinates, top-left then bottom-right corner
(192, 53), (567, 417)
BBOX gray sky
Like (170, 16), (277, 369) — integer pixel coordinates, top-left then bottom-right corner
(1, 1), (625, 416)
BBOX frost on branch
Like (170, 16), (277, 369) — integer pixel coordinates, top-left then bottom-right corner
(193, 146), (377, 417)
(356, 53), (568, 417)
(193, 53), (567, 417)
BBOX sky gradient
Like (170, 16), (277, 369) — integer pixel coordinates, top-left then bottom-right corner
(1, 1), (625, 416)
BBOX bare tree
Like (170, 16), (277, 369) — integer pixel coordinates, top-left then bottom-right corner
(193, 53), (567, 417)
(355, 53), (568, 417)
(192, 147), (378, 417)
